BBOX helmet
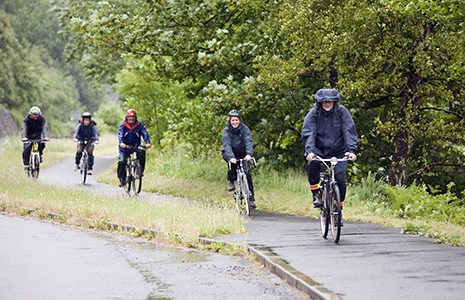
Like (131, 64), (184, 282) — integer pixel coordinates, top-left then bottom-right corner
(29, 106), (41, 115)
(314, 88), (341, 103)
(228, 109), (241, 118)
(81, 112), (92, 119)
(126, 108), (137, 118)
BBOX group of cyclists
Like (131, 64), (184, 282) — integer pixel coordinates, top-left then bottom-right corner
(21, 88), (358, 215)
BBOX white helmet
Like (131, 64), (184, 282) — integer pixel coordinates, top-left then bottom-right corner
(29, 106), (41, 115)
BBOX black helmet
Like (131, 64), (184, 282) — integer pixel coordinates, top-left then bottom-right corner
(228, 109), (241, 118)
(82, 112), (92, 119)
(314, 88), (341, 103)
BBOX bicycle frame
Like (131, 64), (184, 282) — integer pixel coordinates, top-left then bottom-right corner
(24, 139), (46, 178)
(78, 140), (93, 184)
(124, 145), (146, 195)
(228, 158), (256, 216)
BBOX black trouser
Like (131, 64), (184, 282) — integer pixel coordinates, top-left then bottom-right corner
(75, 142), (95, 169)
(22, 142), (45, 166)
(306, 160), (347, 201)
(117, 150), (146, 180)
(227, 159), (255, 200)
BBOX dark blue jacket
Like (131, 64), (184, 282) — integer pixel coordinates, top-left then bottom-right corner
(222, 123), (253, 161)
(118, 120), (151, 154)
(301, 104), (357, 158)
(74, 121), (99, 141)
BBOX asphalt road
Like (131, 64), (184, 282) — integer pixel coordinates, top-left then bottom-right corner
(224, 211), (465, 300)
(0, 214), (306, 300)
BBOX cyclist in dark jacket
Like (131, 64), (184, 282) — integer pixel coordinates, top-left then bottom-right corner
(117, 108), (152, 187)
(21, 106), (49, 170)
(73, 112), (99, 174)
(301, 88), (358, 208)
(221, 109), (256, 208)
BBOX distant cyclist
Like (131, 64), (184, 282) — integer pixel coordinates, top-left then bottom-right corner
(221, 109), (256, 209)
(21, 106), (49, 171)
(301, 88), (358, 208)
(73, 112), (99, 175)
(117, 108), (152, 187)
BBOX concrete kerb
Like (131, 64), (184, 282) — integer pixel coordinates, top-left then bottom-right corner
(3, 206), (341, 300)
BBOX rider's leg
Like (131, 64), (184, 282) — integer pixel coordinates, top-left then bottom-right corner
(117, 152), (128, 185)
(306, 160), (323, 207)
(335, 171), (347, 202)
(86, 143), (95, 170)
(38, 143), (46, 162)
(75, 143), (84, 166)
(136, 149), (146, 175)
(227, 162), (237, 191)
(22, 142), (32, 167)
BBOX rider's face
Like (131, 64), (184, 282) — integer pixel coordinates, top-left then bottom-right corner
(83, 118), (91, 125)
(321, 101), (334, 112)
(230, 117), (240, 128)
(30, 114), (40, 120)
(127, 116), (136, 124)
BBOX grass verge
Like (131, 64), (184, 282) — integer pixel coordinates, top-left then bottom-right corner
(0, 136), (246, 254)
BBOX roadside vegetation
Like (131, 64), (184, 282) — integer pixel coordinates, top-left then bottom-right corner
(99, 150), (465, 246)
(0, 137), (246, 253)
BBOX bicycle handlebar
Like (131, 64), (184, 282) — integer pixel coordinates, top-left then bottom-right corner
(23, 139), (49, 143)
(125, 145), (147, 151)
(228, 157), (257, 171)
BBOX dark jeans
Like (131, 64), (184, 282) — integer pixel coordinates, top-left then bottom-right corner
(117, 150), (146, 180)
(227, 159), (255, 200)
(22, 142), (45, 166)
(306, 160), (347, 201)
(75, 142), (95, 169)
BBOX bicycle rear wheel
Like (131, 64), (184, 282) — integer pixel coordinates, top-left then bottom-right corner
(320, 185), (329, 239)
(241, 173), (251, 216)
(81, 154), (88, 184)
(329, 184), (342, 243)
(134, 161), (142, 194)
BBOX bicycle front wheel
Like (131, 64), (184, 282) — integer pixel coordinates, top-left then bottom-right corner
(81, 154), (88, 184)
(320, 185), (329, 239)
(329, 184), (342, 243)
(125, 163), (132, 194)
(134, 161), (142, 194)
(31, 154), (40, 179)
(234, 181), (242, 214)
(241, 173), (251, 216)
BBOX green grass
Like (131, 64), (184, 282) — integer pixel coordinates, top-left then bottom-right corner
(0, 137), (246, 252)
(101, 150), (465, 246)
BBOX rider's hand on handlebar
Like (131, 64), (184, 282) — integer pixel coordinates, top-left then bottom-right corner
(306, 153), (316, 161)
(146, 143), (152, 149)
(244, 154), (252, 161)
(43, 137), (50, 141)
(22, 137), (28, 142)
(229, 158), (237, 164)
(94, 140), (99, 144)
(73, 138), (79, 142)
(120, 143), (126, 148)
(345, 152), (357, 161)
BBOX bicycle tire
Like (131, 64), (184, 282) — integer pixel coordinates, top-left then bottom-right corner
(31, 154), (40, 179)
(234, 180), (242, 214)
(330, 184), (342, 243)
(81, 153), (88, 184)
(320, 184), (330, 239)
(125, 162), (133, 194)
(241, 173), (251, 216)
(134, 160), (142, 194)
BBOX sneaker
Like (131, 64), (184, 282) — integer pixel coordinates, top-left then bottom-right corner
(73, 164), (80, 171)
(87, 170), (93, 175)
(118, 178), (126, 187)
(313, 190), (323, 208)
(24, 165), (30, 172)
(227, 180), (235, 192)
(248, 200), (256, 209)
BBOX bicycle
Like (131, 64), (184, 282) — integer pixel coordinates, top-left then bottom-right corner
(23, 139), (47, 179)
(315, 155), (348, 243)
(228, 158), (256, 216)
(77, 140), (94, 184)
(124, 145), (146, 195)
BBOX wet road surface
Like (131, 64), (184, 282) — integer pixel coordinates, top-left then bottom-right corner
(0, 214), (306, 300)
(224, 212), (465, 300)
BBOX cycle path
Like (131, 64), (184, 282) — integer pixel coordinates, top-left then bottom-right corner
(40, 156), (465, 299)
(223, 210), (465, 300)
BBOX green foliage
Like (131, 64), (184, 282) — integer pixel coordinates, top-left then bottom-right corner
(93, 100), (124, 132)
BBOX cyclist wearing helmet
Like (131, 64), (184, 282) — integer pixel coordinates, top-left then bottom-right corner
(73, 112), (99, 174)
(301, 88), (358, 210)
(117, 108), (152, 187)
(221, 109), (256, 208)
(21, 106), (49, 171)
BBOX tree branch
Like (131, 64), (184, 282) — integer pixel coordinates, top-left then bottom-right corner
(418, 106), (465, 120)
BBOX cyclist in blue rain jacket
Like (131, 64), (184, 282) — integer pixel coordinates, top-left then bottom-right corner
(117, 108), (152, 187)
(73, 112), (99, 175)
(301, 88), (358, 210)
(222, 109), (256, 209)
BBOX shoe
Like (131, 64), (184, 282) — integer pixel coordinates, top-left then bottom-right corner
(227, 180), (235, 192)
(74, 164), (80, 171)
(87, 170), (93, 175)
(313, 190), (323, 208)
(24, 165), (30, 172)
(248, 200), (256, 209)
(118, 178), (126, 187)
(40, 156), (43, 163)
